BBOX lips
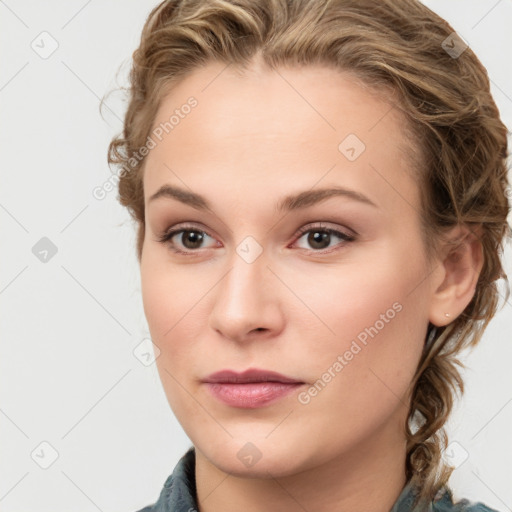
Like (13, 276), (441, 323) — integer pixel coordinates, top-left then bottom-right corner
(201, 368), (305, 408)
(202, 368), (304, 384)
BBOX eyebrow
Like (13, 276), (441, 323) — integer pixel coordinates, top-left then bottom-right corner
(148, 184), (378, 211)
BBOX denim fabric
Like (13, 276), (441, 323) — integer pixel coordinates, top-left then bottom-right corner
(136, 447), (500, 512)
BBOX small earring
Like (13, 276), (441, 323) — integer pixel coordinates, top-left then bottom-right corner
(444, 313), (451, 318)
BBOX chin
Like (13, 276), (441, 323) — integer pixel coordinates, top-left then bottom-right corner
(197, 437), (309, 479)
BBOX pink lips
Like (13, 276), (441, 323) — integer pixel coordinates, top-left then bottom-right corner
(202, 368), (305, 408)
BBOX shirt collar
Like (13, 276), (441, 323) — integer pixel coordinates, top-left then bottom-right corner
(146, 447), (451, 512)
(148, 447), (197, 512)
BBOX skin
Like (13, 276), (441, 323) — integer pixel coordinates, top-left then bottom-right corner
(140, 57), (483, 512)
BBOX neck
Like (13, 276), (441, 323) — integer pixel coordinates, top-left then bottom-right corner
(194, 416), (409, 512)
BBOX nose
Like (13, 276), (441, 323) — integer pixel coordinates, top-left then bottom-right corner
(208, 247), (285, 343)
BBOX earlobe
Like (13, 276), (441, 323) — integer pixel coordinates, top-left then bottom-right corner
(428, 224), (484, 327)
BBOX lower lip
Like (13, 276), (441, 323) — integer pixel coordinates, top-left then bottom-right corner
(204, 382), (304, 408)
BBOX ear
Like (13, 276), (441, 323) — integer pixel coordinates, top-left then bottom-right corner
(428, 224), (484, 327)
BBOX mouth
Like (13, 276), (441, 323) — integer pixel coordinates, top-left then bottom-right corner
(201, 368), (306, 408)
(202, 368), (304, 384)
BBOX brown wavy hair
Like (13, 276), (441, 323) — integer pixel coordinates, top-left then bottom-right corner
(106, 0), (510, 506)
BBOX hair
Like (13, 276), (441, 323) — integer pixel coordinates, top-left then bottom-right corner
(106, 0), (510, 507)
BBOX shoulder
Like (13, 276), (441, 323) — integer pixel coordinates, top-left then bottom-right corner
(392, 481), (501, 512)
(432, 487), (501, 512)
(132, 447), (197, 512)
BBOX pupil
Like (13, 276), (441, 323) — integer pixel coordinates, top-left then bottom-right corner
(308, 231), (330, 249)
(183, 231), (203, 249)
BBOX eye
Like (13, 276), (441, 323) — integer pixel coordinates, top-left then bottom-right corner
(293, 224), (356, 252)
(156, 225), (219, 254)
(156, 222), (356, 255)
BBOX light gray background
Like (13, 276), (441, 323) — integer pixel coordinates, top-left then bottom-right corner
(1, 1), (511, 511)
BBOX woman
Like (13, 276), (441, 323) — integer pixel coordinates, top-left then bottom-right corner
(107, 0), (510, 510)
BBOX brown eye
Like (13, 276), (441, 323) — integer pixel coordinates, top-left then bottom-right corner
(307, 231), (331, 250)
(179, 230), (205, 249)
(294, 226), (355, 252)
(157, 226), (218, 253)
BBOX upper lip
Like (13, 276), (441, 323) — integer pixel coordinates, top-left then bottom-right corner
(202, 368), (304, 384)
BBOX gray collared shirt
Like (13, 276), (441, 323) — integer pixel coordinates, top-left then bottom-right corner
(136, 447), (499, 512)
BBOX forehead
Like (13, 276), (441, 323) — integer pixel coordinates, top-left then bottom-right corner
(143, 60), (421, 216)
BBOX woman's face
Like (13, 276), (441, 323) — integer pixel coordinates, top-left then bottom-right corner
(140, 60), (436, 477)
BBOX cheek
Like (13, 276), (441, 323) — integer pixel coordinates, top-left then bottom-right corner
(140, 254), (204, 366)
(141, 249), (202, 332)
(289, 277), (424, 453)
(289, 243), (427, 401)
(140, 257), (209, 419)
(290, 242), (425, 344)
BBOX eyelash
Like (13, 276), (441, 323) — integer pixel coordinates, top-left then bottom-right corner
(156, 222), (356, 255)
